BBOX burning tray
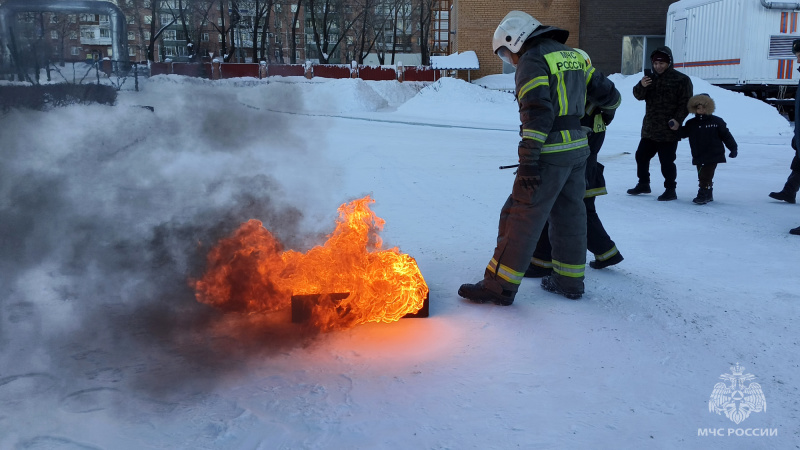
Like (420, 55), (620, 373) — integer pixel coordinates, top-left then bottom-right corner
(291, 292), (429, 323)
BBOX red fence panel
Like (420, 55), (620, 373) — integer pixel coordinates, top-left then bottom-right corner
(219, 63), (259, 78)
(313, 64), (351, 79)
(150, 62), (170, 76)
(358, 66), (397, 81)
(403, 66), (440, 82)
(172, 63), (206, 77)
(267, 64), (305, 77)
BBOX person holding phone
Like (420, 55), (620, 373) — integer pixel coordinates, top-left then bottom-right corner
(627, 46), (693, 201)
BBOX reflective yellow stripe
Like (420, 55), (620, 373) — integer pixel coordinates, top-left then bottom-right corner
(530, 257), (553, 268)
(556, 72), (568, 115)
(541, 137), (588, 154)
(585, 187), (608, 197)
(522, 129), (547, 143)
(488, 258), (525, 285)
(552, 259), (585, 278)
(594, 246), (619, 261)
(518, 76), (549, 100)
(585, 66), (595, 85)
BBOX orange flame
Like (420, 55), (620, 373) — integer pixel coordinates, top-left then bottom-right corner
(192, 196), (428, 331)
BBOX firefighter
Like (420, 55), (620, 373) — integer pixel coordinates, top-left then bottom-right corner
(525, 48), (624, 277)
(458, 11), (621, 304)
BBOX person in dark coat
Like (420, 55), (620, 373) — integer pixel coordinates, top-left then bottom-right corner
(676, 93), (738, 204)
(773, 40), (800, 235)
(627, 46), (693, 201)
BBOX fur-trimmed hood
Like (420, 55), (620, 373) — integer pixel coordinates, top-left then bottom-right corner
(687, 94), (715, 114)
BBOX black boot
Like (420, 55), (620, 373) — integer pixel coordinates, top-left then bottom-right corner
(769, 190), (797, 204)
(657, 188), (677, 201)
(627, 183), (651, 195)
(693, 187), (711, 205)
(589, 252), (624, 269)
(458, 281), (515, 306)
(541, 275), (583, 300)
(707, 187), (714, 202)
(790, 226), (800, 235)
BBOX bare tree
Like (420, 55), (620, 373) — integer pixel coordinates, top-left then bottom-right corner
(289, 0), (302, 63)
(306, 0), (358, 63)
(416, 0), (432, 65)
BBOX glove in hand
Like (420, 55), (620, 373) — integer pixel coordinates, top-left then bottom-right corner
(729, 150), (738, 158)
(516, 163), (541, 190)
(601, 109), (615, 126)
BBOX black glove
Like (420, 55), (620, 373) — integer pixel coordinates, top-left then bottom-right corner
(516, 163), (541, 190)
(729, 149), (737, 158)
(600, 108), (615, 126)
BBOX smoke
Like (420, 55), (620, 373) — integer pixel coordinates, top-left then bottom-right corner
(0, 80), (338, 397)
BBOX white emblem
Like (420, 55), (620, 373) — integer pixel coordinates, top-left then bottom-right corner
(709, 363), (766, 424)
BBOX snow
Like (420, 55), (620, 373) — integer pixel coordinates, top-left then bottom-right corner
(430, 51), (480, 70)
(1, 71), (798, 449)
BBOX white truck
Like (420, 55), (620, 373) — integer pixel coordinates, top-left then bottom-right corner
(666, 0), (800, 115)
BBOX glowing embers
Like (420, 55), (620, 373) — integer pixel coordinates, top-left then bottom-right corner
(193, 196), (429, 331)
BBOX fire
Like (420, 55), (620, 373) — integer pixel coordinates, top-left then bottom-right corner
(192, 196), (428, 331)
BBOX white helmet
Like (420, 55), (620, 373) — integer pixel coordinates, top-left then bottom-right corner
(492, 11), (541, 54)
(574, 48), (591, 67)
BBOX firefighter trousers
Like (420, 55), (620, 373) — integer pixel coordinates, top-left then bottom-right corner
(484, 148), (589, 295)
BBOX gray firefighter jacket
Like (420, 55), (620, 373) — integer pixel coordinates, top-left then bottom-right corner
(513, 38), (621, 165)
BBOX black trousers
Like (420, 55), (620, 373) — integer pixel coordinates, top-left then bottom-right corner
(635, 138), (679, 189)
(784, 154), (800, 192)
(697, 163), (717, 188)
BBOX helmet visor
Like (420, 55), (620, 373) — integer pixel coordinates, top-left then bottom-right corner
(496, 46), (515, 66)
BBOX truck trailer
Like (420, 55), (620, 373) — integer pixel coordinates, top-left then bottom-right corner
(666, 0), (800, 115)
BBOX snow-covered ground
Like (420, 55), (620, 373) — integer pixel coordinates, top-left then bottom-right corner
(0, 71), (798, 449)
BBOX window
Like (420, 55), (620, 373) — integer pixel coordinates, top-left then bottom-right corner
(128, 17), (136, 24)
(69, 15), (77, 23)
(201, 33), (209, 42)
(163, 30), (176, 40)
(99, 15), (109, 22)
(217, 18), (223, 27)
(176, 30), (186, 40)
(275, 18), (282, 29)
(80, 14), (95, 23)
(165, 46), (176, 56)
(129, 47), (136, 56)
(143, 0), (151, 7)
(50, 15), (59, 24)
(144, 16), (152, 24)
(275, 4), (282, 12)
(81, 30), (96, 39)
(100, 28), (110, 38)
(144, 31), (151, 40)
(160, 14), (172, 24)
(51, 30), (59, 40)
(71, 46), (80, 55)
(128, 31), (136, 41)
(70, 31), (77, 40)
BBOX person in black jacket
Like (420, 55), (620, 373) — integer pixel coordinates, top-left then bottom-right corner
(676, 93), (738, 204)
(627, 47), (693, 201)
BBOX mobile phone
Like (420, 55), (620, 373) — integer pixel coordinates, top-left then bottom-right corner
(644, 69), (653, 78)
